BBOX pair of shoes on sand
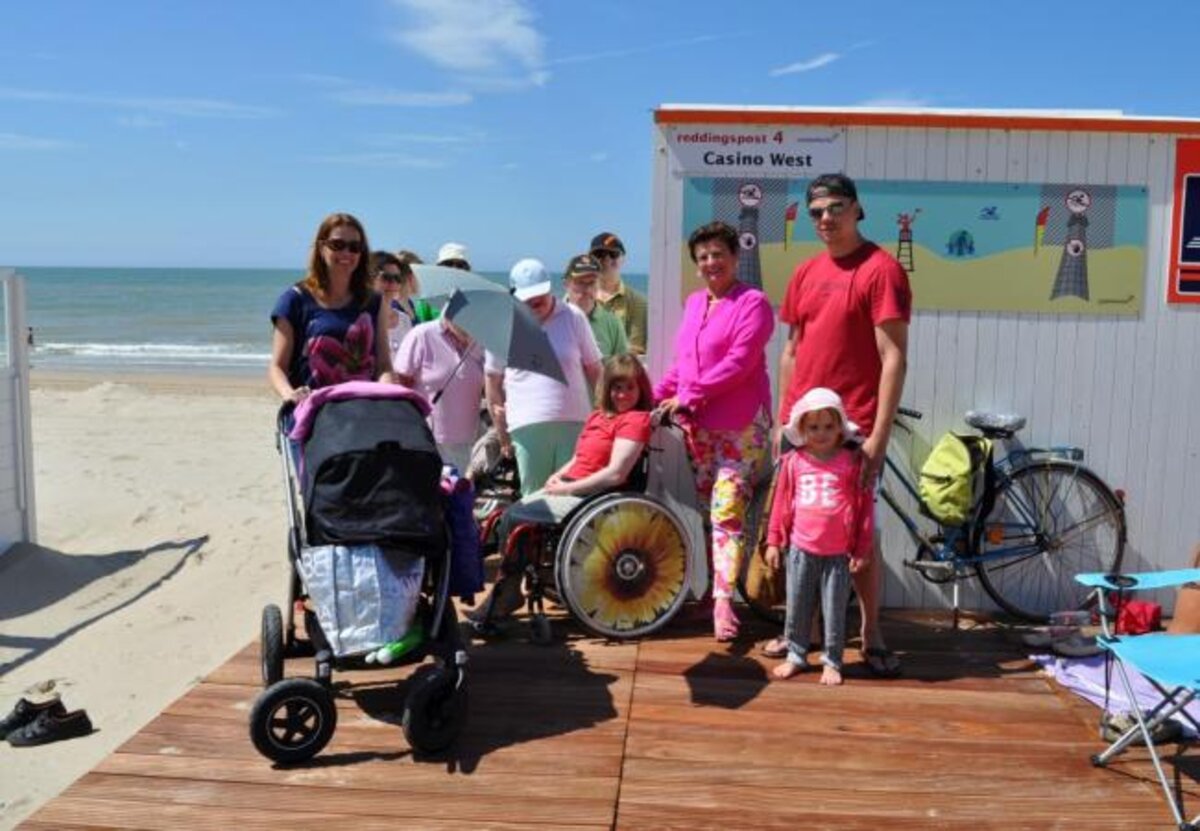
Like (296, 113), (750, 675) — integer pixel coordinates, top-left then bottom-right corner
(760, 637), (902, 677)
(0, 697), (93, 747)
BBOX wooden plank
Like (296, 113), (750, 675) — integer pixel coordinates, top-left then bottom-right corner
(21, 610), (1191, 831)
(27, 797), (604, 831)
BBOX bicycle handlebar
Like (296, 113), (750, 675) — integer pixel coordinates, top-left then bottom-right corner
(896, 406), (923, 420)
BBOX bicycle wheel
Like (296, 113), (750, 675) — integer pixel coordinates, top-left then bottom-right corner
(976, 459), (1125, 622)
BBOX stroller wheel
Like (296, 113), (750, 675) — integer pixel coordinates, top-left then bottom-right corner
(403, 667), (467, 755)
(261, 604), (284, 686)
(249, 678), (337, 764)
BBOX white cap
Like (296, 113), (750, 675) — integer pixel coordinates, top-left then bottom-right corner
(436, 242), (469, 266)
(782, 387), (860, 448)
(509, 258), (552, 300)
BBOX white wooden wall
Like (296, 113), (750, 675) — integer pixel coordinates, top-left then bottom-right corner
(650, 122), (1200, 613)
(0, 270), (36, 554)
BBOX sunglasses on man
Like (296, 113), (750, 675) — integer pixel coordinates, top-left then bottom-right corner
(807, 201), (850, 221)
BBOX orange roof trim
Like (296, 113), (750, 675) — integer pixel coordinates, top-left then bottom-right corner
(654, 107), (1200, 136)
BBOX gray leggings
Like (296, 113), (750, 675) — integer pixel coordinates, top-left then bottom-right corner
(784, 547), (851, 670)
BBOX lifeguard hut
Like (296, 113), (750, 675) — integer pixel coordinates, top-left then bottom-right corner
(647, 105), (1200, 612)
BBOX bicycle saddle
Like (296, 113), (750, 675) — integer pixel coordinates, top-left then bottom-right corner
(964, 410), (1026, 437)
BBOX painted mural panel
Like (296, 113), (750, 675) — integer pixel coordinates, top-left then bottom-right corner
(681, 177), (1148, 315)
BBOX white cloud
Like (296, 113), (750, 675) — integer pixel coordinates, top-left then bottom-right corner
(857, 92), (933, 108)
(0, 131), (73, 150)
(305, 152), (447, 169)
(0, 86), (278, 118)
(388, 0), (546, 86)
(549, 34), (723, 67)
(363, 131), (486, 145)
(769, 53), (840, 77)
(294, 75), (472, 108)
(116, 115), (166, 129)
(327, 87), (472, 107)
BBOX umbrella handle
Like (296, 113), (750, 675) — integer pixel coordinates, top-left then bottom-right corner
(431, 346), (473, 405)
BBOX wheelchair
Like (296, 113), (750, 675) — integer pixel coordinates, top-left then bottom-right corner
(470, 421), (706, 643)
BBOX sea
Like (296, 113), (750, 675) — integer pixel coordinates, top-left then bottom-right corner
(17, 266), (649, 376)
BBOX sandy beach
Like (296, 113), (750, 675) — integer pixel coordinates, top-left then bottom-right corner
(0, 371), (285, 829)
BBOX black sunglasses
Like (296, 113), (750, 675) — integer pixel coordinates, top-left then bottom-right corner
(808, 201), (849, 221)
(322, 238), (364, 254)
(591, 249), (619, 261)
(441, 259), (470, 270)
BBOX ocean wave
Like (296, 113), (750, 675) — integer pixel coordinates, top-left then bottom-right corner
(35, 342), (270, 364)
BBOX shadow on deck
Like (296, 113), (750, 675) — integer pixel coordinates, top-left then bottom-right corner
(20, 608), (1197, 830)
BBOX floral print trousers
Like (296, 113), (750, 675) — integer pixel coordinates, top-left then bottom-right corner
(685, 414), (769, 600)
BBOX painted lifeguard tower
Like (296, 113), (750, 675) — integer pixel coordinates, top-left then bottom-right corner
(0, 269), (36, 554)
(647, 105), (1200, 612)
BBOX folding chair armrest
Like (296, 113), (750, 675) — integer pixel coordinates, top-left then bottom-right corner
(1075, 568), (1200, 592)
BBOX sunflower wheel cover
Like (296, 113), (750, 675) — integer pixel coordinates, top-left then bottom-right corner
(556, 494), (692, 639)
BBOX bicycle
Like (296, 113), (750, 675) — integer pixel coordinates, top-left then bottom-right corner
(881, 406), (1126, 623)
(738, 407), (1127, 625)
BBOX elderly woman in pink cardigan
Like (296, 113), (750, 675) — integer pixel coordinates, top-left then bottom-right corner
(655, 221), (775, 642)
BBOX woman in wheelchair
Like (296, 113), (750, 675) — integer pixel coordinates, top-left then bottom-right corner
(469, 354), (654, 628)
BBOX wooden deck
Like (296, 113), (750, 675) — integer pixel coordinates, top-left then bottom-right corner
(20, 607), (1197, 830)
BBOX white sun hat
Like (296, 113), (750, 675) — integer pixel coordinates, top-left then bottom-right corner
(782, 386), (860, 447)
(436, 242), (470, 266)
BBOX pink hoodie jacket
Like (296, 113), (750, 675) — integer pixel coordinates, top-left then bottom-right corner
(654, 281), (775, 431)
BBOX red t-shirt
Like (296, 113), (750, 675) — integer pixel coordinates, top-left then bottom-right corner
(779, 242), (912, 437)
(565, 410), (653, 480)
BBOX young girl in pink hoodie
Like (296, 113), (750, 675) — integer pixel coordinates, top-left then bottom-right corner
(765, 387), (873, 685)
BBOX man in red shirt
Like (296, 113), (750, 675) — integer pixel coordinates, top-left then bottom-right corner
(767, 173), (912, 677)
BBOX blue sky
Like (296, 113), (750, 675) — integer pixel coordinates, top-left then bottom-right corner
(2, 0), (1198, 272)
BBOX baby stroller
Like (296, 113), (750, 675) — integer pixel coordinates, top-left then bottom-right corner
(250, 384), (468, 764)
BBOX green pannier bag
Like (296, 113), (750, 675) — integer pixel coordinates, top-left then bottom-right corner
(918, 433), (993, 526)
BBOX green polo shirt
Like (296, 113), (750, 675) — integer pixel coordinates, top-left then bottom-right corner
(598, 279), (648, 355)
(567, 298), (628, 359)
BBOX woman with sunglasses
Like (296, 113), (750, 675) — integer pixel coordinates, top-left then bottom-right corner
(269, 213), (396, 403)
(369, 250), (420, 360)
(654, 220), (775, 642)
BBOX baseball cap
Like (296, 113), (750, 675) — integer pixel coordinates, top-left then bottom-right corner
(563, 254), (601, 280)
(589, 232), (625, 256)
(782, 387), (861, 448)
(509, 258), (552, 300)
(436, 242), (470, 266)
(806, 173), (864, 220)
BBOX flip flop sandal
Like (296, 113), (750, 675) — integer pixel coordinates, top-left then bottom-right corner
(863, 647), (902, 678)
(761, 636), (789, 659)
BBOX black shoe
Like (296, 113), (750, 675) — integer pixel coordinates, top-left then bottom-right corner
(0, 697), (65, 740)
(6, 707), (93, 746)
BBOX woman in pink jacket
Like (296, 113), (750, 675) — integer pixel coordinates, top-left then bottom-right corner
(655, 221), (775, 641)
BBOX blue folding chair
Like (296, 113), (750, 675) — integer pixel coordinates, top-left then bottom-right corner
(1076, 569), (1200, 831)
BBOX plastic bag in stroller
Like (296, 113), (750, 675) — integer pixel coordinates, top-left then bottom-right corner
(250, 381), (469, 764)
